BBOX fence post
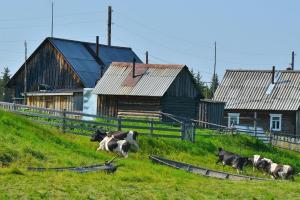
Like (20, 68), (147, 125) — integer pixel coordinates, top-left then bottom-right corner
(192, 122), (195, 143)
(12, 103), (16, 112)
(180, 122), (185, 140)
(117, 117), (122, 131)
(62, 109), (66, 133)
(149, 119), (154, 135)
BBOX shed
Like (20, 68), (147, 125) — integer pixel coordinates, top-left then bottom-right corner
(92, 62), (202, 119)
(198, 100), (225, 128)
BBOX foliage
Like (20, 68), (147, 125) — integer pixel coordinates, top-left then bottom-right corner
(1, 110), (300, 199)
(0, 67), (11, 102)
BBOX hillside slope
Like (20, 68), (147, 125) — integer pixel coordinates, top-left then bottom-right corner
(0, 110), (300, 199)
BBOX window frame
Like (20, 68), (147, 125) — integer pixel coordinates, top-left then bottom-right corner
(228, 113), (240, 127)
(269, 114), (282, 131)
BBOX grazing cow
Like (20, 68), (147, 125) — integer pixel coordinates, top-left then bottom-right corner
(216, 148), (251, 174)
(91, 129), (139, 151)
(97, 136), (131, 158)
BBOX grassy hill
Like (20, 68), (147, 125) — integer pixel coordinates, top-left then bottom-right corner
(0, 110), (300, 199)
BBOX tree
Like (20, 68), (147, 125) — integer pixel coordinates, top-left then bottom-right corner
(210, 73), (219, 98)
(0, 67), (11, 102)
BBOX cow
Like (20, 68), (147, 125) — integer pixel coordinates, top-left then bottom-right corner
(216, 148), (251, 174)
(269, 163), (294, 180)
(252, 155), (273, 173)
(91, 129), (139, 151)
(97, 135), (131, 158)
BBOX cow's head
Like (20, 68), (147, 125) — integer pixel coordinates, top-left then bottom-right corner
(90, 129), (106, 142)
(132, 131), (138, 140)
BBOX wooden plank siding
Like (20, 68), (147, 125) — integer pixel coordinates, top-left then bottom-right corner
(225, 110), (296, 135)
(164, 68), (200, 98)
(10, 40), (83, 98)
(27, 93), (83, 112)
(161, 96), (197, 119)
(198, 101), (225, 128)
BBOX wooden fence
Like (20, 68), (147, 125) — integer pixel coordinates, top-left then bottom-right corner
(0, 102), (196, 142)
(271, 133), (300, 152)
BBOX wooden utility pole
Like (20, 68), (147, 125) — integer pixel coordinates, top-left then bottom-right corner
(292, 51), (295, 70)
(51, 1), (54, 37)
(107, 6), (112, 46)
(24, 41), (28, 105)
(213, 41), (216, 79)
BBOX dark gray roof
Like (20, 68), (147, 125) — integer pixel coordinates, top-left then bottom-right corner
(213, 70), (300, 111)
(49, 38), (142, 88)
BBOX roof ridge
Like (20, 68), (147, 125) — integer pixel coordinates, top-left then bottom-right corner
(111, 62), (185, 68)
(47, 37), (133, 50)
(226, 69), (300, 73)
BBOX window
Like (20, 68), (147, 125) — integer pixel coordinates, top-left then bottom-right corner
(270, 114), (282, 131)
(228, 113), (240, 127)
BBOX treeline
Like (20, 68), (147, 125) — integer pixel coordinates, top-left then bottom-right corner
(0, 67), (11, 102)
(190, 69), (219, 99)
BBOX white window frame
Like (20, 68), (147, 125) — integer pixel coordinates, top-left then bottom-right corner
(269, 114), (282, 131)
(228, 113), (240, 127)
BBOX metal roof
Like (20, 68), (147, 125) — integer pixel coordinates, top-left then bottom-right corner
(213, 70), (300, 111)
(92, 62), (185, 97)
(49, 38), (142, 88)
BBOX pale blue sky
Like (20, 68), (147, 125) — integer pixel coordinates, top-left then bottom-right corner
(1, 0), (300, 82)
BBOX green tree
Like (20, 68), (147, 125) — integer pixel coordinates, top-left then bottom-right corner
(0, 67), (11, 102)
(209, 73), (219, 98)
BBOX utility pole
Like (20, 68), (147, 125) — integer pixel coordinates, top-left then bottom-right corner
(291, 51), (295, 70)
(51, 1), (54, 37)
(212, 41), (217, 97)
(24, 41), (28, 105)
(107, 6), (112, 46)
(213, 41), (216, 79)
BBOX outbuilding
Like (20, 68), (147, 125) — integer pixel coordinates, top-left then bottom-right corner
(92, 62), (202, 119)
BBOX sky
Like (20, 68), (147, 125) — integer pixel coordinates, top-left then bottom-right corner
(0, 0), (300, 82)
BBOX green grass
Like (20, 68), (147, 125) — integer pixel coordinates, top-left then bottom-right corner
(1, 110), (300, 199)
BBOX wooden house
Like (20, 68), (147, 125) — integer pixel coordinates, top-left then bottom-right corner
(213, 69), (300, 135)
(6, 37), (142, 111)
(92, 62), (203, 119)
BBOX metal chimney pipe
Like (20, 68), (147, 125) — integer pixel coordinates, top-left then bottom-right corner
(96, 36), (99, 57)
(132, 58), (136, 78)
(145, 51), (149, 64)
(272, 66), (275, 84)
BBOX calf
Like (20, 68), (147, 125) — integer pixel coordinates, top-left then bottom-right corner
(97, 136), (131, 158)
(91, 129), (139, 151)
(216, 148), (251, 174)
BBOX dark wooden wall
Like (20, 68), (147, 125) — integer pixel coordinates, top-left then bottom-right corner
(9, 40), (84, 98)
(198, 101), (225, 128)
(225, 110), (296, 135)
(161, 96), (197, 119)
(164, 68), (200, 98)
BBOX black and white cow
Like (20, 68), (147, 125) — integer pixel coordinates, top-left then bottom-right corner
(252, 155), (273, 173)
(91, 129), (139, 151)
(269, 163), (294, 180)
(97, 135), (131, 157)
(216, 148), (251, 174)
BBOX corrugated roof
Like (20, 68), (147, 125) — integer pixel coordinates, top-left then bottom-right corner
(48, 38), (142, 88)
(213, 70), (300, 111)
(92, 62), (185, 97)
